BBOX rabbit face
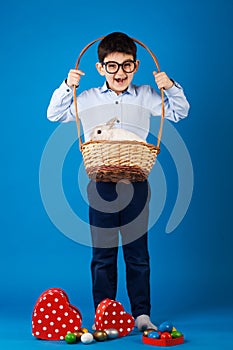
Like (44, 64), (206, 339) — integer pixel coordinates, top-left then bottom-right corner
(90, 117), (118, 140)
(91, 127), (108, 140)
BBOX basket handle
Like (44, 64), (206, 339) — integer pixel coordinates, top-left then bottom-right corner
(73, 36), (165, 151)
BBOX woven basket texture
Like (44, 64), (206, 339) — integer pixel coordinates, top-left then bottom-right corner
(81, 140), (159, 182)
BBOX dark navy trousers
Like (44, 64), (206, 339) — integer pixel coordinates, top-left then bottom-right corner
(87, 180), (151, 318)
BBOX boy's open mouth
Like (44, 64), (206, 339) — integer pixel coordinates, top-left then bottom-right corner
(115, 78), (127, 83)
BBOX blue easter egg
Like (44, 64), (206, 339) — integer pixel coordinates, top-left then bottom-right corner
(147, 331), (160, 339)
(158, 321), (173, 333)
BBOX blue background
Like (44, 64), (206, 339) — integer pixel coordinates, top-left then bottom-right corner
(0, 0), (232, 349)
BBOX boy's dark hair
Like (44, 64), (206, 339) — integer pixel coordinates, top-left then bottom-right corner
(98, 32), (137, 62)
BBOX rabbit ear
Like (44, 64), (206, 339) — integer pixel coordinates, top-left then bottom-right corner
(106, 117), (118, 128)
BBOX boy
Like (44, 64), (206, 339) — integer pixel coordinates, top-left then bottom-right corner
(47, 32), (190, 331)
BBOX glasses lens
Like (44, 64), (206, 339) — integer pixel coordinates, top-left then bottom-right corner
(105, 62), (119, 73)
(122, 60), (136, 73)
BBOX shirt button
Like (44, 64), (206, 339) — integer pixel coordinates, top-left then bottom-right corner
(115, 101), (119, 104)
(117, 119), (120, 123)
(66, 89), (70, 92)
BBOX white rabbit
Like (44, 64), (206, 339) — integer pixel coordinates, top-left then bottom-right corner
(90, 117), (145, 142)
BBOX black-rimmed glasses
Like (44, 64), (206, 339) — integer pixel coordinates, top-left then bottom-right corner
(102, 60), (136, 74)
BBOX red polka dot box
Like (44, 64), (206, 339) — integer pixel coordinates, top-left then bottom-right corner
(94, 298), (135, 337)
(32, 288), (82, 340)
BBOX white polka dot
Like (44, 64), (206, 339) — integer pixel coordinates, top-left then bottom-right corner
(34, 313), (37, 317)
(57, 317), (61, 321)
(43, 327), (47, 331)
(32, 325), (35, 328)
(105, 312), (108, 316)
(38, 320), (42, 324)
(127, 319), (132, 323)
(45, 315), (49, 319)
(40, 308), (44, 312)
(97, 310), (100, 313)
(43, 297), (47, 300)
(50, 322), (54, 326)
(64, 312), (68, 316)
(36, 331), (40, 336)
(59, 305), (64, 309)
(69, 319), (73, 323)
(54, 298), (59, 302)
(127, 328), (131, 331)
(55, 329), (59, 333)
(112, 320), (116, 324)
(62, 324), (66, 328)
(48, 334), (52, 338)
(99, 316), (101, 320)
(120, 311), (124, 315)
(119, 328), (123, 332)
(112, 311), (116, 315)
(120, 320), (123, 323)
(49, 292), (53, 295)
(47, 303), (51, 307)
(76, 315), (80, 319)
(60, 336), (64, 340)
(67, 331), (71, 334)
(113, 303), (116, 307)
(52, 310), (56, 314)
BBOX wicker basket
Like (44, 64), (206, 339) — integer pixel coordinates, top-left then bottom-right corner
(81, 140), (160, 182)
(74, 36), (165, 182)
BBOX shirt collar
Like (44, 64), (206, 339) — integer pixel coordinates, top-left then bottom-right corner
(100, 82), (136, 96)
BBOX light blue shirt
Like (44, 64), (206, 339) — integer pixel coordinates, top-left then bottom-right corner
(47, 80), (190, 142)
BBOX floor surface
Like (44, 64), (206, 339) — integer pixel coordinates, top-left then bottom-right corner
(0, 307), (232, 350)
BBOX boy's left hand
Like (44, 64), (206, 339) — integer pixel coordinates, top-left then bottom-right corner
(153, 71), (174, 90)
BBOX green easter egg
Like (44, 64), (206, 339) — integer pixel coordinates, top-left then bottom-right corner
(171, 330), (183, 338)
(65, 332), (77, 344)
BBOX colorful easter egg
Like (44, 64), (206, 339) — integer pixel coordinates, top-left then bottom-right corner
(143, 328), (157, 337)
(80, 332), (94, 344)
(65, 333), (77, 344)
(105, 328), (119, 339)
(74, 330), (84, 341)
(158, 321), (173, 333)
(160, 331), (173, 339)
(80, 327), (89, 333)
(93, 330), (108, 341)
(147, 331), (160, 339)
(171, 330), (183, 338)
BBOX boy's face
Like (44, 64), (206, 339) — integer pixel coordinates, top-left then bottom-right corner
(96, 52), (139, 95)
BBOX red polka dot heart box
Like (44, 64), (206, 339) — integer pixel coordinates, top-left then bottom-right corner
(94, 298), (135, 337)
(32, 288), (82, 340)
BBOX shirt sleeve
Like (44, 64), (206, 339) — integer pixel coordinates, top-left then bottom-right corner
(47, 81), (76, 122)
(150, 82), (190, 122)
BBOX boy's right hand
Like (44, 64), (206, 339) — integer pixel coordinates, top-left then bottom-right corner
(66, 69), (85, 87)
